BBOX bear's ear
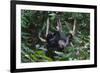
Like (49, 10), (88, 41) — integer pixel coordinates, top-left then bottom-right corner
(47, 32), (53, 39)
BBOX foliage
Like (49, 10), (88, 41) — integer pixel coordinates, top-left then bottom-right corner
(21, 10), (90, 63)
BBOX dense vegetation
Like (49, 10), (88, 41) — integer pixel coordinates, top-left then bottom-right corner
(21, 10), (90, 62)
